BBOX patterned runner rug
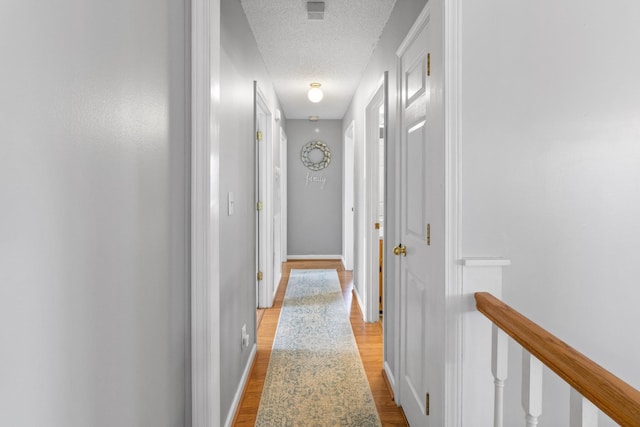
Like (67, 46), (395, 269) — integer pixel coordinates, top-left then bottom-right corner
(256, 269), (382, 426)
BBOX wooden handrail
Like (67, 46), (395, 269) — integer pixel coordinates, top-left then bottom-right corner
(475, 292), (640, 427)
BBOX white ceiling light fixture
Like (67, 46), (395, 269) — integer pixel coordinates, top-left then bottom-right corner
(308, 83), (323, 103)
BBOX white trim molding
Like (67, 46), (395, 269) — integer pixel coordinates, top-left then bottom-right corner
(444, 0), (463, 425)
(191, 0), (221, 425)
(287, 254), (343, 261)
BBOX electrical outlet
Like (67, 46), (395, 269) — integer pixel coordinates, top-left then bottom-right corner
(243, 333), (249, 349)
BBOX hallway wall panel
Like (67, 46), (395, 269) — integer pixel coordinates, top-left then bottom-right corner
(0, 1), (189, 426)
(286, 119), (343, 256)
(461, 1), (640, 424)
(220, 0), (284, 423)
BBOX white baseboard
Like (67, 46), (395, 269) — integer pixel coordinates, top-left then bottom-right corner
(353, 286), (366, 321)
(383, 361), (398, 403)
(287, 254), (342, 260)
(223, 343), (257, 427)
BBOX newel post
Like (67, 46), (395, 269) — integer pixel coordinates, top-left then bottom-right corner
(461, 257), (511, 427)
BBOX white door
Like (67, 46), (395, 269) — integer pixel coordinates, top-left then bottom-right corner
(343, 122), (355, 271)
(396, 3), (445, 425)
(272, 127), (287, 293)
(272, 128), (283, 295)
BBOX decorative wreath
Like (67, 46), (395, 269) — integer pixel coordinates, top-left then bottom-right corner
(300, 141), (331, 171)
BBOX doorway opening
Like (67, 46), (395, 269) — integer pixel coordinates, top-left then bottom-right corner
(343, 121), (355, 272)
(377, 105), (385, 320)
(364, 74), (387, 323)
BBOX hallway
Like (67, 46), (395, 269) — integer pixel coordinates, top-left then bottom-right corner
(4, 0), (640, 425)
(233, 260), (407, 426)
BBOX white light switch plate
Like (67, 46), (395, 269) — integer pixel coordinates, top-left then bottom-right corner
(227, 192), (234, 216)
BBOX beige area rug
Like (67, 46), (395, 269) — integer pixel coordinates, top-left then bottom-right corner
(255, 269), (382, 426)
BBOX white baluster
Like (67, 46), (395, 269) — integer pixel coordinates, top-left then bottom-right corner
(570, 388), (598, 427)
(492, 325), (509, 427)
(522, 350), (543, 426)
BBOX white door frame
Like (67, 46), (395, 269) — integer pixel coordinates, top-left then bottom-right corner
(443, 0), (463, 424)
(279, 127), (288, 272)
(271, 124), (286, 295)
(364, 75), (387, 322)
(342, 121), (355, 271)
(254, 82), (274, 309)
(191, 0), (221, 425)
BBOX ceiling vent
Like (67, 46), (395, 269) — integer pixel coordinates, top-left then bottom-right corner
(307, 2), (325, 20)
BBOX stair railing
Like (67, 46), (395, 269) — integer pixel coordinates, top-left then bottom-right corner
(475, 292), (640, 427)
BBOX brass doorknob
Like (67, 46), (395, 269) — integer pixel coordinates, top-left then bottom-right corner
(393, 245), (406, 256)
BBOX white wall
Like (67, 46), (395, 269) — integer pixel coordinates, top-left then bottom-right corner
(286, 119), (343, 256)
(461, 0), (640, 423)
(0, 1), (189, 426)
(342, 0), (428, 388)
(219, 0), (283, 422)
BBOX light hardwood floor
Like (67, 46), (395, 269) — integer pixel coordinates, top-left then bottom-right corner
(232, 260), (408, 426)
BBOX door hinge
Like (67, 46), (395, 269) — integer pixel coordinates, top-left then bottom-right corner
(427, 223), (431, 246)
(257, 201), (263, 211)
(426, 392), (430, 415)
(427, 53), (431, 77)
(256, 131), (263, 141)
(257, 271), (263, 281)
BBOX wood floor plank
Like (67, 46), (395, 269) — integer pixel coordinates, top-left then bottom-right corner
(232, 260), (408, 426)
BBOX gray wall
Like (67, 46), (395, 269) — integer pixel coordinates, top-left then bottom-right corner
(342, 0), (428, 385)
(0, 1), (189, 426)
(220, 0), (283, 423)
(287, 120), (343, 256)
(461, 1), (640, 424)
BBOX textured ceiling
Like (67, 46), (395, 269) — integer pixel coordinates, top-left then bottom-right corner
(240, 0), (397, 120)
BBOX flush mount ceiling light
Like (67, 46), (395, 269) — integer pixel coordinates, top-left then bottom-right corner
(308, 83), (323, 103)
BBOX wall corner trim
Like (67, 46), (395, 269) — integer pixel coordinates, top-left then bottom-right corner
(192, 0), (221, 425)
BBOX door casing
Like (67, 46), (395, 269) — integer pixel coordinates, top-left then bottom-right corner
(254, 82), (273, 309)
